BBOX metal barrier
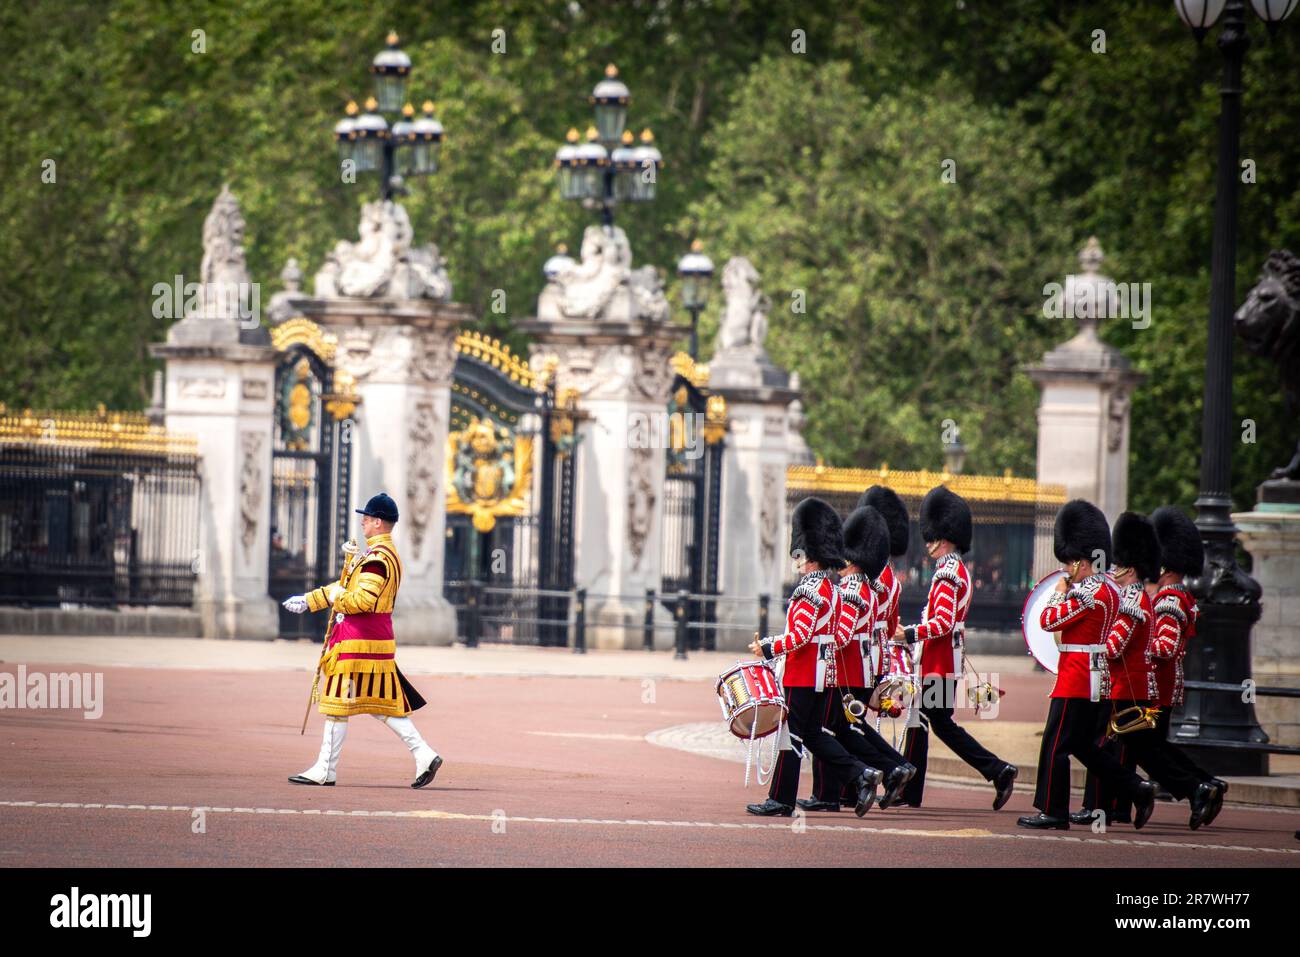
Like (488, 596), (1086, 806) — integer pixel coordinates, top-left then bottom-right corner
(442, 583), (773, 658)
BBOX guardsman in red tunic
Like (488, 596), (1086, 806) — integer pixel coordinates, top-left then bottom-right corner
(863, 486), (908, 688)
(1018, 500), (1155, 830)
(800, 506), (915, 813)
(281, 493), (442, 789)
(746, 498), (884, 818)
(1074, 511), (1162, 826)
(1144, 505), (1227, 829)
(893, 486), (1018, 809)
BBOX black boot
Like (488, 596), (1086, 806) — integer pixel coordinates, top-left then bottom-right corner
(1202, 779), (1228, 827)
(1069, 808), (1097, 825)
(1133, 781), (1157, 831)
(747, 799), (794, 817)
(878, 764), (916, 810)
(992, 763), (1018, 811)
(796, 797), (840, 813)
(1017, 812), (1069, 830)
(854, 768), (884, 818)
(1188, 782), (1216, 830)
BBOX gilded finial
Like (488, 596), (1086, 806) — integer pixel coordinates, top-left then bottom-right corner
(640, 128), (654, 143)
(402, 103), (415, 117)
(566, 127), (580, 143)
(605, 63), (618, 77)
(345, 100), (359, 115)
(690, 239), (703, 252)
(585, 125), (599, 141)
(556, 243), (568, 254)
(387, 30), (400, 46)
(364, 96), (378, 111)
(422, 100), (435, 113)
(621, 129), (634, 145)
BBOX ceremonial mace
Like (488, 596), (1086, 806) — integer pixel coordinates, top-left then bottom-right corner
(300, 539), (361, 734)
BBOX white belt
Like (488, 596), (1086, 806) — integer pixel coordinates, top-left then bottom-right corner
(1057, 644), (1107, 701)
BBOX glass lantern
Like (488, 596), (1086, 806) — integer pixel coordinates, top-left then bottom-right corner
(589, 64), (629, 144)
(370, 31), (411, 113)
(408, 101), (443, 175)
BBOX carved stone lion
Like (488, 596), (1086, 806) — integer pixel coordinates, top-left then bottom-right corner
(1235, 249), (1300, 480)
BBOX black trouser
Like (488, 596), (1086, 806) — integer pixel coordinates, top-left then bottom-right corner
(1082, 700), (1135, 819)
(900, 675), (1007, 806)
(1033, 697), (1147, 819)
(811, 685), (904, 802)
(768, 686), (869, 808)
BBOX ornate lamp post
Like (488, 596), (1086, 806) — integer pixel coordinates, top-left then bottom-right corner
(1173, 0), (1295, 771)
(677, 241), (714, 359)
(943, 430), (967, 475)
(333, 32), (444, 201)
(553, 65), (661, 227)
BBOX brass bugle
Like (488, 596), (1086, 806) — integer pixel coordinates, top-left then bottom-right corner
(1108, 705), (1161, 737)
(843, 692), (866, 724)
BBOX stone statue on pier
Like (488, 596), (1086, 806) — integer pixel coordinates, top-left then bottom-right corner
(1235, 248), (1300, 484)
(717, 256), (771, 352)
(314, 199), (452, 301)
(535, 224), (669, 324)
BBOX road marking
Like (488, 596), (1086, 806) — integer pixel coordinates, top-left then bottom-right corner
(0, 799), (1294, 857)
(526, 731), (647, 741)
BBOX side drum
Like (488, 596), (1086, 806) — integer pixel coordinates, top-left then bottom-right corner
(716, 660), (787, 739)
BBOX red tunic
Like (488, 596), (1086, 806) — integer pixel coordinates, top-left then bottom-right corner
(905, 554), (970, 678)
(1150, 585), (1198, 708)
(833, 573), (877, 688)
(1103, 583), (1157, 702)
(873, 564), (902, 681)
(1040, 574), (1119, 699)
(760, 572), (841, 688)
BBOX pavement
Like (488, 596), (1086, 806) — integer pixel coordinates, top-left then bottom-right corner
(1, 636), (1297, 867)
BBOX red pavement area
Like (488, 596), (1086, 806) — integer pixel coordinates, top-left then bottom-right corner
(0, 662), (1296, 867)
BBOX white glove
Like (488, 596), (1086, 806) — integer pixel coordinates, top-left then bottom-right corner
(282, 595), (309, 614)
(325, 582), (343, 603)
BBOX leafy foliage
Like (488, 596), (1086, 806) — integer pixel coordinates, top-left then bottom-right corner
(1, 0), (1296, 511)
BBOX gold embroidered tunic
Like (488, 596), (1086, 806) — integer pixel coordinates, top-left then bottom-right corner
(305, 533), (424, 718)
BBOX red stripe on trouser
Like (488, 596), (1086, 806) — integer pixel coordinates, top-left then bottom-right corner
(1044, 701), (1067, 808)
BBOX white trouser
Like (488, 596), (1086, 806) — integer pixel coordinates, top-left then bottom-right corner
(372, 714), (438, 774)
(298, 717), (348, 784)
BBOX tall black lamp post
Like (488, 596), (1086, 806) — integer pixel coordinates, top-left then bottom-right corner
(1173, 0), (1295, 772)
(553, 65), (662, 227)
(333, 32), (444, 201)
(677, 241), (714, 359)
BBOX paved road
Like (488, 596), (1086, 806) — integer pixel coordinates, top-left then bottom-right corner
(1, 662), (1296, 867)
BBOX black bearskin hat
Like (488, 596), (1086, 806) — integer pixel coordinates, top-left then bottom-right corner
(1112, 511), (1161, 583)
(1053, 499), (1112, 568)
(859, 485), (909, 557)
(843, 506), (891, 579)
(789, 497), (845, 569)
(1151, 506), (1204, 577)
(919, 486), (972, 553)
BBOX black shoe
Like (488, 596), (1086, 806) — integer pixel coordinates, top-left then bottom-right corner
(1188, 781), (1216, 830)
(747, 799), (794, 817)
(1069, 808), (1097, 825)
(288, 775), (335, 786)
(796, 797), (840, 812)
(412, 754), (443, 790)
(1133, 781), (1157, 831)
(854, 768), (884, 818)
(1017, 813), (1069, 830)
(1202, 779), (1227, 827)
(878, 764), (916, 810)
(992, 764), (1018, 811)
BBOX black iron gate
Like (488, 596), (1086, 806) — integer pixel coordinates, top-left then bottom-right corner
(268, 344), (352, 639)
(660, 366), (725, 650)
(443, 334), (577, 646)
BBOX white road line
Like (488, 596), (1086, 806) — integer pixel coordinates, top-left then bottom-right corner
(0, 799), (1294, 857)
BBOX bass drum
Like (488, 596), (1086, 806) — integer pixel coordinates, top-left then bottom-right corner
(1022, 571), (1119, 673)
